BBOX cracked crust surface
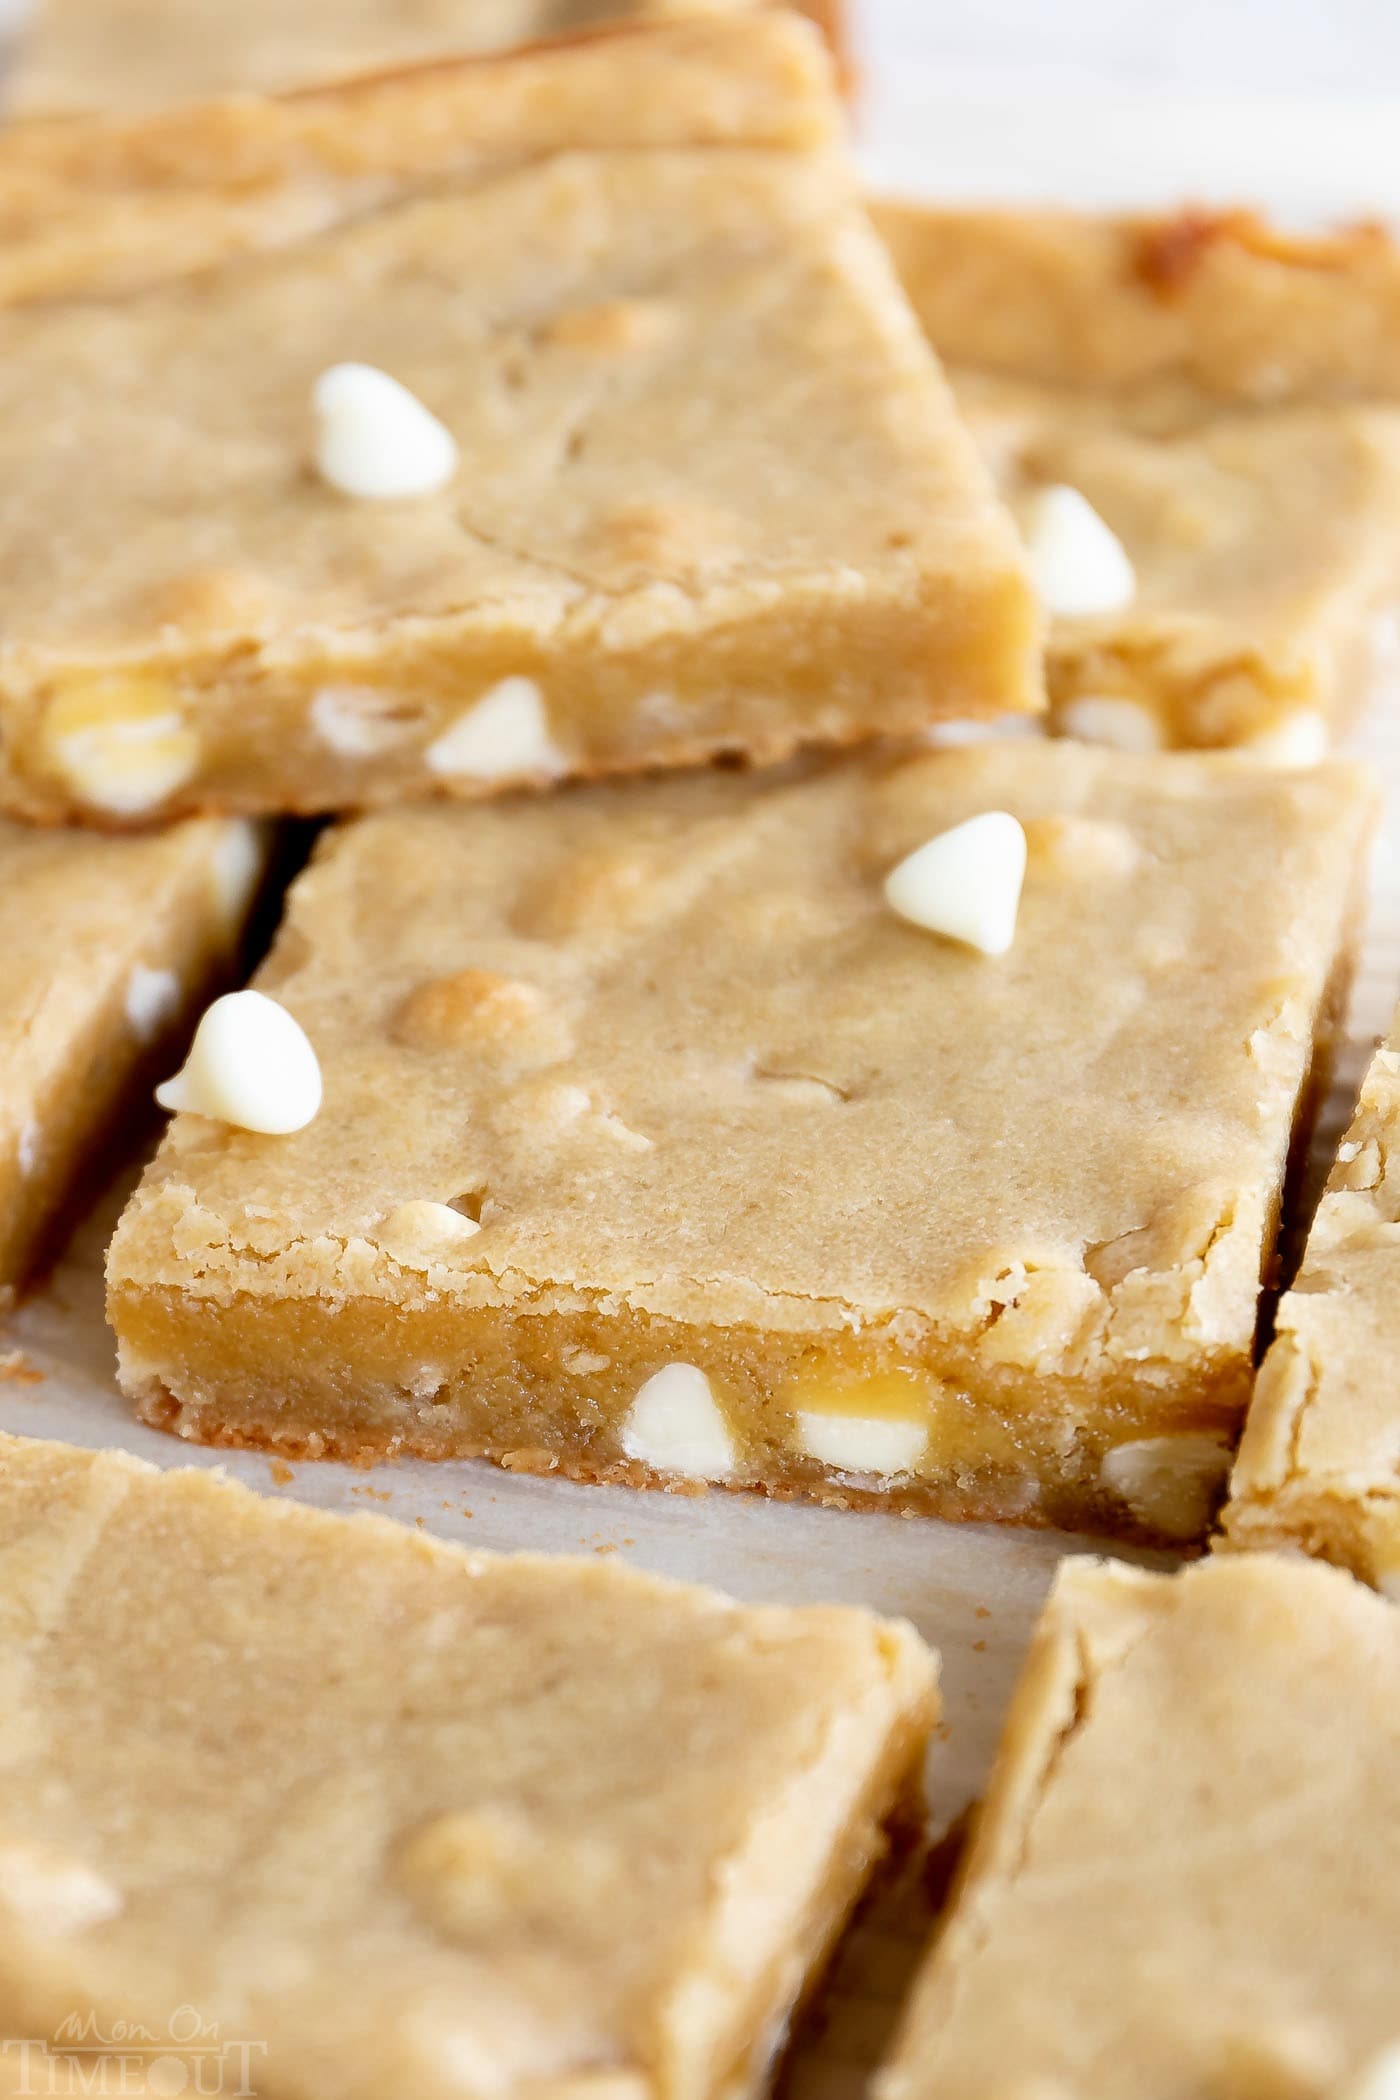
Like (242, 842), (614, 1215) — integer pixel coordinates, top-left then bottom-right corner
(0, 19), (1036, 828)
(1222, 1005), (1400, 1588)
(0, 1430), (935, 2100)
(876, 201), (1400, 749)
(11, 1), (847, 117)
(879, 1553), (1400, 2100)
(107, 743), (1375, 1535)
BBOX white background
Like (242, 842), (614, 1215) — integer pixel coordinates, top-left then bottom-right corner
(859, 0), (1400, 218)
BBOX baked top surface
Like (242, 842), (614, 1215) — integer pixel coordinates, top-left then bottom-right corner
(0, 1431), (932, 2093)
(0, 813), (250, 1155)
(874, 202), (1400, 410)
(1226, 1006), (1400, 1544)
(880, 1553), (1400, 2099)
(0, 156), (999, 674)
(12, 0), (731, 112)
(109, 742), (1373, 1364)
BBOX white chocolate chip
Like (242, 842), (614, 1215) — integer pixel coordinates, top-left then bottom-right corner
(1244, 710), (1329, 767)
(1058, 696), (1164, 753)
(155, 990), (321, 1135)
(1341, 2045), (1400, 2100)
(312, 363), (457, 501)
(209, 819), (266, 928)
(0, 1843), (123, 1936)
(377, 1200), (481, 1267)
(17, 1119), (38, 1178)
(124, 965), (179, 1043)
(620, 1364), (735, 1482)
(425, 678), (566, 782)
(47, 696), (198, 816)
(923, 716), (1046, 748)
(311, 685), (418, 758)
(1100, 1433), (1231, 1541)
(797, 1412), (927, 1478)
(884, 812), (1027, 958)
(1023, 484), (1136, 617)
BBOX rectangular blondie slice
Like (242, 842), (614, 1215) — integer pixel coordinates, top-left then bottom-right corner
(0, 814), (265, 1298)
(0, 1432), (934, 2100)
(1222, 1003), (1400, 1589)
(877, 202), (1400, 755)
(0, 19), (1035, 828)
(12, 0), (847, 116)
(108, 742), (1375, 1544)
(878, 1554), (1400, 2100)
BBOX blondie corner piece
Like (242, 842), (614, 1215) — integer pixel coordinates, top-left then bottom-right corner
(1222, 1001), (1400, 1590)
(878, 1555), (1400, 2100)
(11, 0), (849, 115)
(0, 815), (265, 1297)
(0, 1433), (935, 2100)
(0, 21), (1035, 831)
(875, 201), (1400, 755)
(108, 743), (1375, 1545)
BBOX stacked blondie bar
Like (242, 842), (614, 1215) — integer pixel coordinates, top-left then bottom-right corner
(1, 3), (1400, 2095)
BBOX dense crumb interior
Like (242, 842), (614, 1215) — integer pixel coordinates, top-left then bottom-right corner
(115, 1285), (1249, 1542)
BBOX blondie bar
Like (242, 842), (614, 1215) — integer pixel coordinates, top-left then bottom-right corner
(108, 742), (1375, 1543)
(879, 1554), (1400, 2100)
(1222, 1002), (1400, 1588)
(877, 202), (1400, 754)
(0, 815), (264, 1298)
(13, 1), (846, 115)
(0, 20), (1035, 827)
(0, 1432), (934, 2099)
